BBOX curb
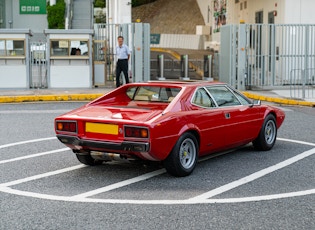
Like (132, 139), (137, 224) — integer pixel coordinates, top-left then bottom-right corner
(0, 91), (314, 107)
(242, 92), (315, 107)
(0, 94), (103, 103)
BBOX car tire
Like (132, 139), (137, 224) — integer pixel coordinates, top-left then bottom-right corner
(76, 154), (103, 166)
(253, 114), (277, 151)
(164, 132), (198, 177)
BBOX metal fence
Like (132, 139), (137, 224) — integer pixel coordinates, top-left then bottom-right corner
(151, 58), (206, 80)
(220, 24), (315, 99)
(93, 23), (150, 86)
(30, 42), (47, 88)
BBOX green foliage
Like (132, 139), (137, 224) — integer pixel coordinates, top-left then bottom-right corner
(132, 0), (157, 7)
(47, 0), (66, 29)
(94, 0), (105, 8)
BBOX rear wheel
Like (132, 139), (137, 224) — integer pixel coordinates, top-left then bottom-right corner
(253, 114), (277, 151)
(76, 154), (103, 166)
(164, 133), (198, 177)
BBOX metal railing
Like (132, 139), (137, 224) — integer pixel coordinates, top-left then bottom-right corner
(150, 56), (212, 81)
(290, 68), (315, 99)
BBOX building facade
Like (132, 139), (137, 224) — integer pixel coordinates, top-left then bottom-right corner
(0, 0), (48, 32)
(196, 0), (315, 42)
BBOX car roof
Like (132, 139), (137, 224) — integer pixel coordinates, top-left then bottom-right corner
(128, 81), (226, 88)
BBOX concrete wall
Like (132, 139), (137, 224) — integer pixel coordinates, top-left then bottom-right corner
(196, 0), (212, 25)
(283, 0), (315, 24)
(227, 0), (285, 24)
(211, 0), (315, 44)
(150, 34), (206, 50)
(107, 0), (131, 24)
(226, 0), (315, 25)
(5, 0), (48, 32)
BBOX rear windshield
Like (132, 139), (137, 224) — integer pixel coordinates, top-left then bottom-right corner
(127, 86), (181, 103)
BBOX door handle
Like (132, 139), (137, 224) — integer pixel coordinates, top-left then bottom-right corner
(225, 113), (231, 119)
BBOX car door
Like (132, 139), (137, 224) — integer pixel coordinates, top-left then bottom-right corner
(189, 87), (227, 155)
(206, 85), (262, 148)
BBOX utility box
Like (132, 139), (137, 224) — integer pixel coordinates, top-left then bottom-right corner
(44, 29), (94, 88)
(0, 29), (32, 88)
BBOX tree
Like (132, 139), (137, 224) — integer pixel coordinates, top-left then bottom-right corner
(94, 0), (105, 8)
(47, 0), (66, 29)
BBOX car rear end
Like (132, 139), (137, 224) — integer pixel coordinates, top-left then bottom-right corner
(55, 107), (162, 161)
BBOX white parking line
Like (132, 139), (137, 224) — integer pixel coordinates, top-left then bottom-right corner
(71, 169), (166, 199)
(0, 138), (314, 204)
(0, 137), (56, 150)
(277, 137), (315, 147)
(0, 165), (86, 187)
(0, 148), (69, 164)
(0, 187), (314, 205)
(188, 147), (315, 202)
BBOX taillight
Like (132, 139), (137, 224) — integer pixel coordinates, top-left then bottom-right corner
(124, 126), (149, 138)
(56, 121), (77, 133)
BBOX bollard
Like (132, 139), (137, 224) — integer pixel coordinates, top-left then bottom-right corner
(204, 55), (213, 81)
(157, 54), (165, 80)
(180, 54), (190, 80)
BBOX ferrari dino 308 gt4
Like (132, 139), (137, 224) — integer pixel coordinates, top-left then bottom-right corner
(55, 81), (285, 176)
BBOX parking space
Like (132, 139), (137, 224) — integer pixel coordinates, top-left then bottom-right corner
(0, 102), (314, 229)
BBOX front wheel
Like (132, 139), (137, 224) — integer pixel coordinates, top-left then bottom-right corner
(76, 154), (103, 166)
(164, 133), (198, 177)
(253, 114), (277, 151)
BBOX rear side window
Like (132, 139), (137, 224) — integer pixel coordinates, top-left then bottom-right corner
(192, 88), (215, 108)
(126, 86), (181, 102)
(206, 86), (241, 107)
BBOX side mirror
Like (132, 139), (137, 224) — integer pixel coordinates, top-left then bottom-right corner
(249, 99), (261, 107)
(252, 100), (261, 106)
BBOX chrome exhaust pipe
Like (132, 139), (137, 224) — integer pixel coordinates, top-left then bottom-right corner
(90, 152), (130, 162)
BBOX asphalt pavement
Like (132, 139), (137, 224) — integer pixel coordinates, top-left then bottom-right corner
(0, 102), (314, 229)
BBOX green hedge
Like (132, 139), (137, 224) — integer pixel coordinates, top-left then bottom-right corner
(47, 0), (66, 29)
(94, 0), (105, 8)
(132, 0), (157, 7)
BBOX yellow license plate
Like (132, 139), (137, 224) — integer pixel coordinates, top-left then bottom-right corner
(85, 122), (118, 135)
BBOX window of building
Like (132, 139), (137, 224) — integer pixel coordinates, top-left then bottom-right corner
(0, 39), (25, 56)
(235, 0), (239, 3)
(244, 1), (247, 9)
(240, 2), (243, 10)
(50, 40), (89, 57)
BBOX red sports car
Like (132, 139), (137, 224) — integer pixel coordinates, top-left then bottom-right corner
(55, 81), (285, 177)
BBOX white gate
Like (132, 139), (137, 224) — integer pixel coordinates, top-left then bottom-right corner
(93, 23), (150, 86)
(220, 24), (315, 99)
(30, 41), (48, 88)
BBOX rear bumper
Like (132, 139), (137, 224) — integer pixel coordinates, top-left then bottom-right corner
(56, 134), (150, 153)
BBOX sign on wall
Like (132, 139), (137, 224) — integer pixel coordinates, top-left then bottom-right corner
(213, 0), (227, 33)
(20, 0), (47, 15)
(150, 34), (160, 45)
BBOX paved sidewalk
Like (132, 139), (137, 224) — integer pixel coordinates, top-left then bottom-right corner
(0, 86), (314, 107)
(0, 88), (111, 103)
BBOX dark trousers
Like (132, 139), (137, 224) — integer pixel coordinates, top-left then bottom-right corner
(116, 59), (129, 87)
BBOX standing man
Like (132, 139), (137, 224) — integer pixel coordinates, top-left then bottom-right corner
(115, 36), (130, 87)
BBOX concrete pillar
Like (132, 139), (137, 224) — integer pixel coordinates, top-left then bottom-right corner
(107, 0), (131, 24)
(50, 0), (56, 6)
